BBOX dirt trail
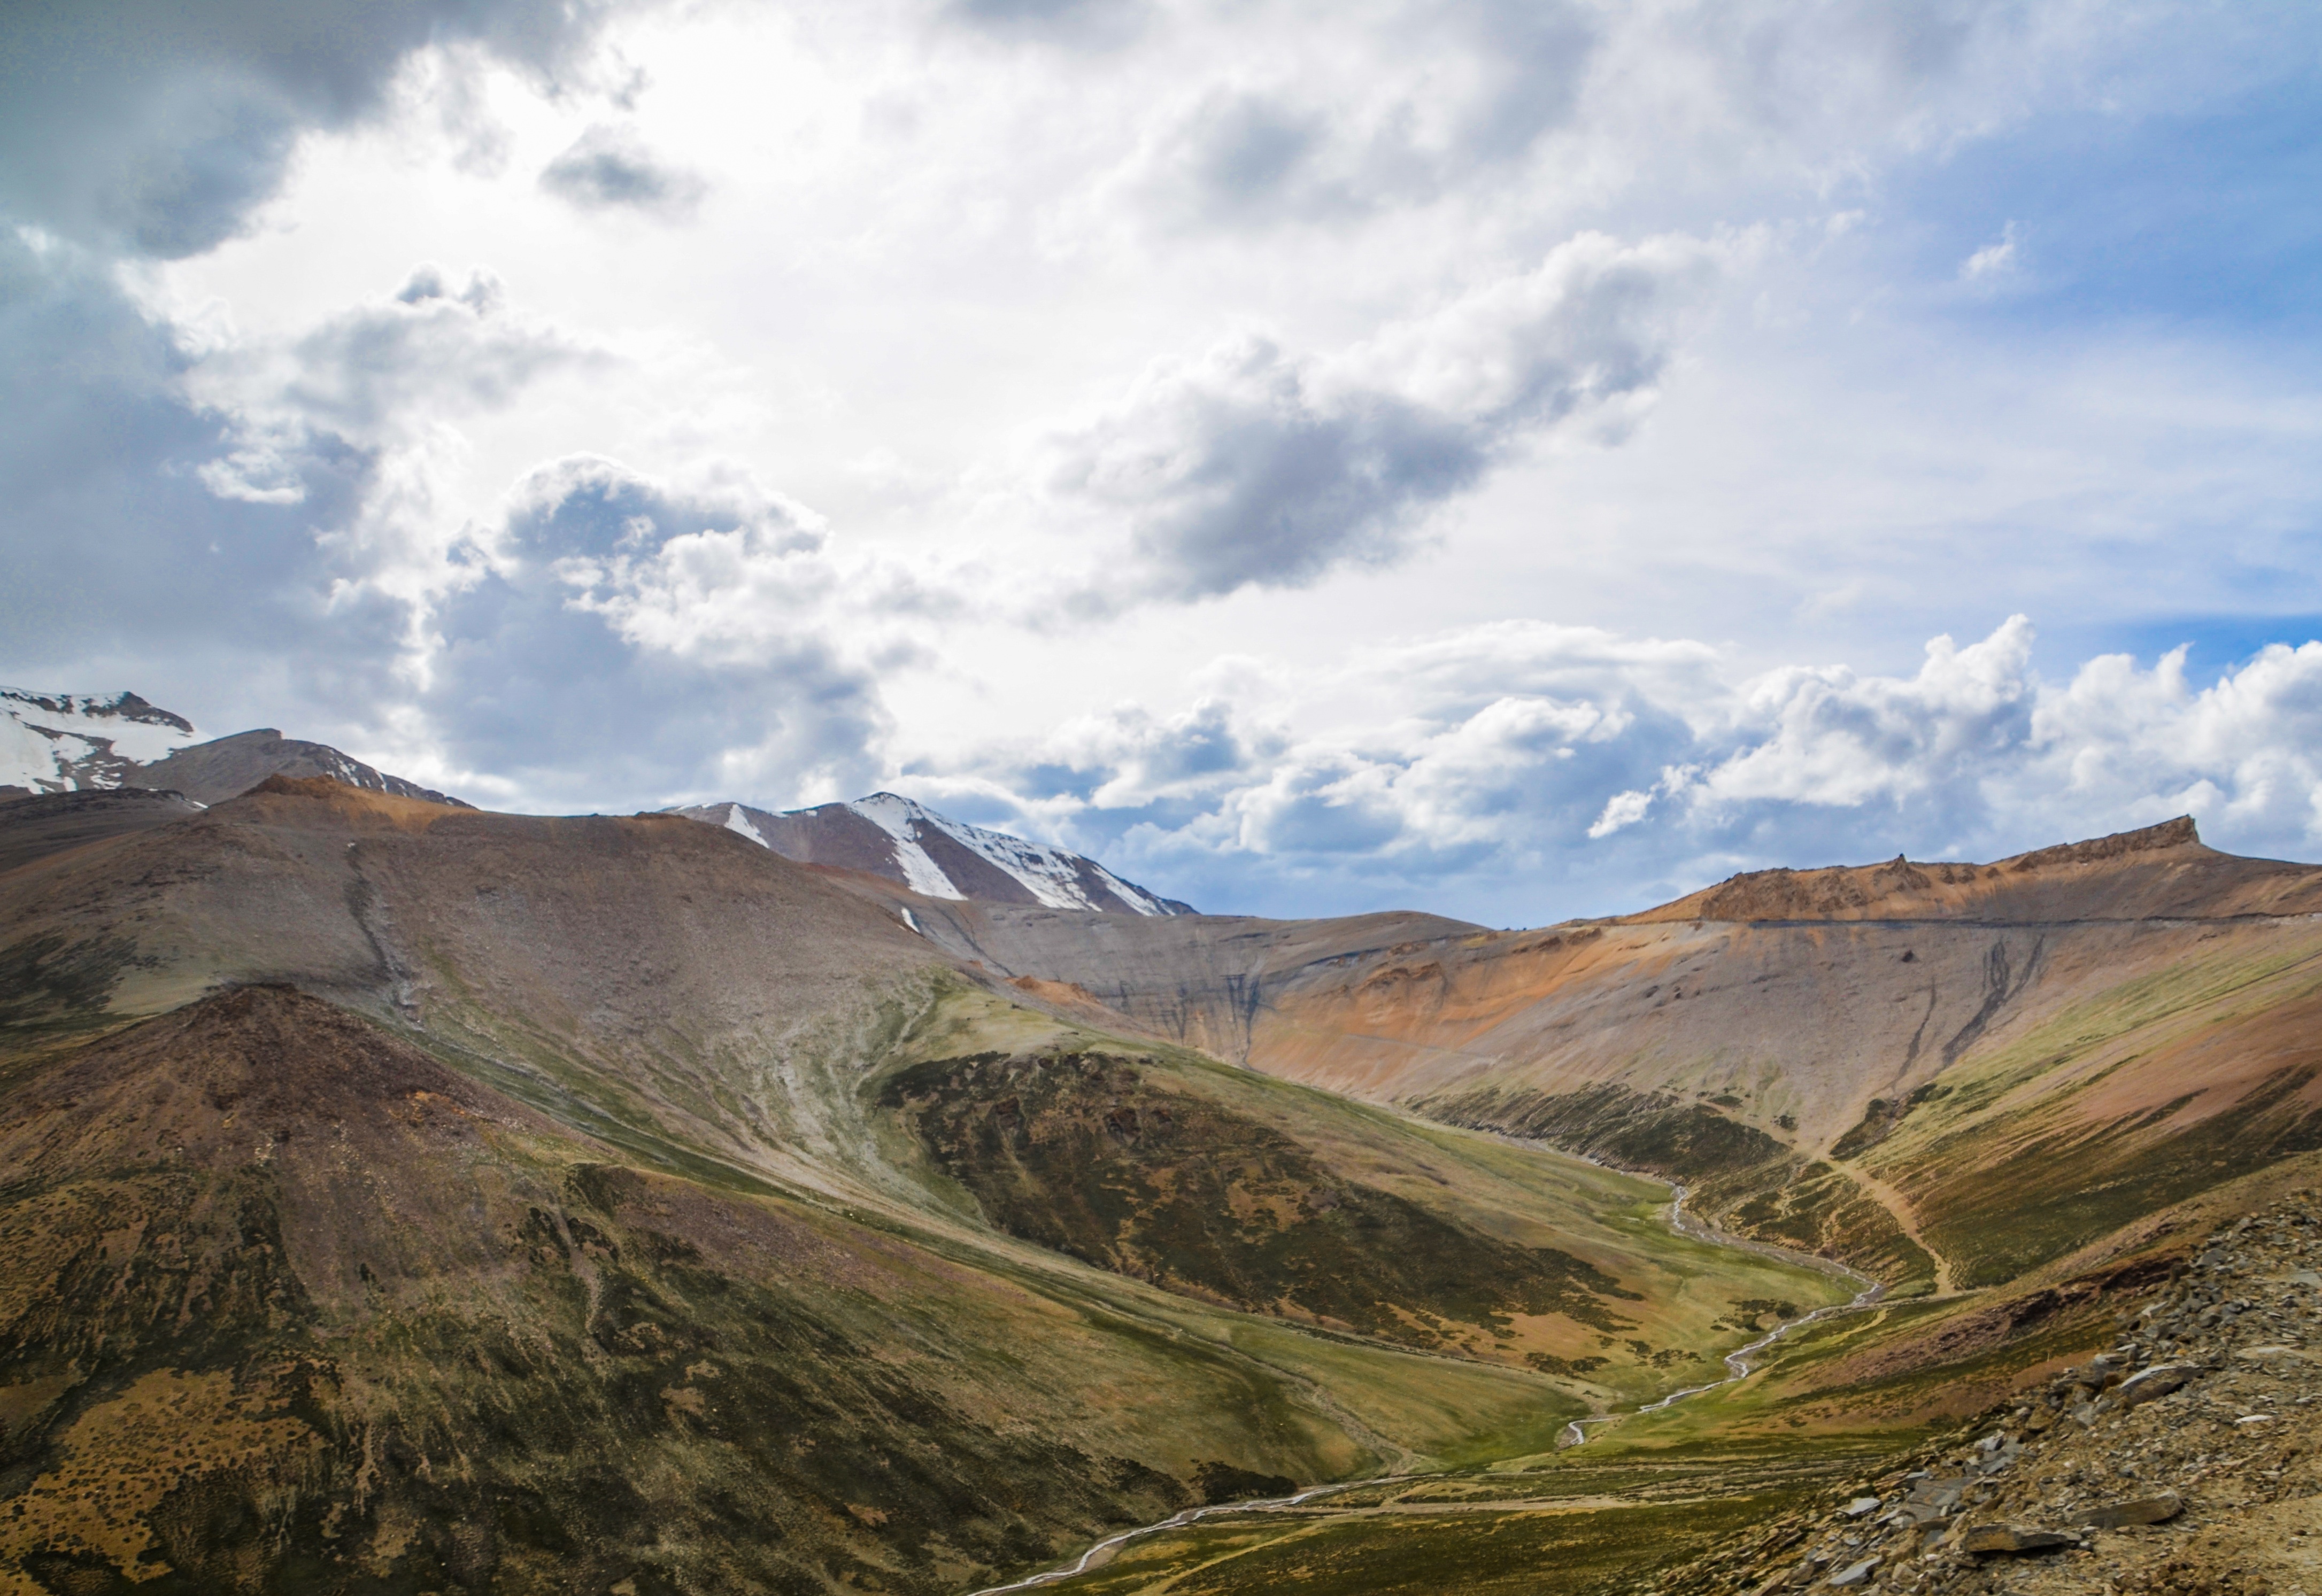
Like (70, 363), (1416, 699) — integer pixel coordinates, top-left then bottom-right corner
(1838, 1158), (1958, 1296)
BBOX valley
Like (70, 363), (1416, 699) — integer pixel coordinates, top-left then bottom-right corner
(3, 768), (2320, 1594)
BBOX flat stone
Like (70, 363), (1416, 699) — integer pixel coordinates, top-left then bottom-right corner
(1961, 1523), (2080, 1555)
(1906, 1478), (1965, 1509)
(1826, 1558), (1880, 1587)
(1840, 1496), (1881, 1517)
(2075, 1492), (2182, 1530)
(2116, 1362), (2201, 1406)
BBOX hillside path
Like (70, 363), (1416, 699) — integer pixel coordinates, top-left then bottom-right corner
(1836, 1159), (1956, 1296)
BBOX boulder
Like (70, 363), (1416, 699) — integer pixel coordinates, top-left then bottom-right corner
(2116, 1362), (2201, 1407)
(1961, 1523), (2080, 1554)
(2074, 1492), (2182, 1530)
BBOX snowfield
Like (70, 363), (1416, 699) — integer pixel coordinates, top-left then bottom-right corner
(0, 688), (197, 794)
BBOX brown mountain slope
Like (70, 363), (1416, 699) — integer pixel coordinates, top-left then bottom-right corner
(0, 985), (1274, 1593)
(0, 773), (949, 1198)
(0, 775), (1858, 1593)
(884, 820), (2322, 1297)
(0, 788), (204, 877)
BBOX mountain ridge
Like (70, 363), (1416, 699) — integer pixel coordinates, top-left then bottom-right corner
(1, 686), (468, 807)
(11, 776), (2322, 1592)
(857, 814), (2322, 1301)
(5, 686), (1191, 916)
(669, 792), (1195, 917)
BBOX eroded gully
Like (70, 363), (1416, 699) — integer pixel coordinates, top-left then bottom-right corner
(963, 1180), (1884, 1595)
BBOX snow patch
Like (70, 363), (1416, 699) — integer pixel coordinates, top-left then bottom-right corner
(848, 791), (1178, 915)
(0, 688), (198, 794)
(722, 803), (770, 848)
(846, 793), (967, 900)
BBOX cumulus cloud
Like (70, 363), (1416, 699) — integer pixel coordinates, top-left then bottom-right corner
(228, 264), (598, 435)
(1960, 221), (2022, 284)
(1048, 231), (1718, 602)
(539, 124), (707, 218)
(426, 455), (895, 808)
(927, 617), (2322, 922)
(0, 0), (639, 258)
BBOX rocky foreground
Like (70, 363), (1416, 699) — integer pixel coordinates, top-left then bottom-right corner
(1662, 1199), (2322, 1595)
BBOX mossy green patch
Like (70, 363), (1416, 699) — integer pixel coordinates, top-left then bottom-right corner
(881, 1049), (1643, 1350)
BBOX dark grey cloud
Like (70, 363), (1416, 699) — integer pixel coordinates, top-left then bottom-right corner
(0, 231), (388, 663)
(1131, 1), (1596, 231)
(274, 265), (592, 431)
(539, 125), (707, 218)
(1055, 337), (1486, 599)
(426, 457), (885, 809)
(1052, 233), (1715, 602)
(0, 0), (634, 258)
(945, 0), (1149, 49)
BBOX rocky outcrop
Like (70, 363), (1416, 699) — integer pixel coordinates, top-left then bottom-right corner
(1662, 1197), (2322, 1594)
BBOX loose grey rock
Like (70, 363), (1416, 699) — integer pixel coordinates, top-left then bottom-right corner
(1825, 1557), (1879, 1587)
(2117, 1362), (2201, 1406)
(1961, 1523), (2080, 1554)
(2073, 1491), (2182, 1529)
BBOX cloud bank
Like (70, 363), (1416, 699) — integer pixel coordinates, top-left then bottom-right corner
(917, 619), (2322, 922)
(0, 0), (2317, 925)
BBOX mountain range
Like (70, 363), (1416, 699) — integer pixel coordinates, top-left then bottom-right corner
(2, 686), (1189, 915)
(5, 691), (2322, 1594)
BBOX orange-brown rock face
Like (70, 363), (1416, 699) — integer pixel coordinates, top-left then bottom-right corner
(884, 819), (2322, 1296)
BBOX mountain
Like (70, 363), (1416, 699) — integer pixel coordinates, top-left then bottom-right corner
(890, 817), (2322, 1297)
(0, 687), (196, 793)
(10, 764), (2322, 1594)
(1, 685), (468, 806)
(670, 791), (1195, 915)
(0, 774), (1825, 1593)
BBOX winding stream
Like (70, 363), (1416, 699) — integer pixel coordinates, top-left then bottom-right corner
(1559, 1184), (1885, 1446)
(965, 1180), (1883, 1594)
(963, 1476), (1418, 1596)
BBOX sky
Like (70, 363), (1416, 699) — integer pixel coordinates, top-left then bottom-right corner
(4, 0), (2321, 925)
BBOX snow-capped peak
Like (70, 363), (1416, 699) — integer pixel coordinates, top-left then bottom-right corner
(668, 791), (1193, 916)
(1, 688), (198, 795)
(847, 793), (1182, 916)
(720, 802), (770, 848)
(844, 793), (970, 899)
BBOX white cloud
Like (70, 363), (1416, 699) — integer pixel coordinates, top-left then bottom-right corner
(929, 616), (2322, 920)
(1693, 617), (2038, 810)
(1960, 220), (2021, 282)
(5, 0), (2322, 929)
(539, 123), (707, 218)
(1588, 787), (1654, 838)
